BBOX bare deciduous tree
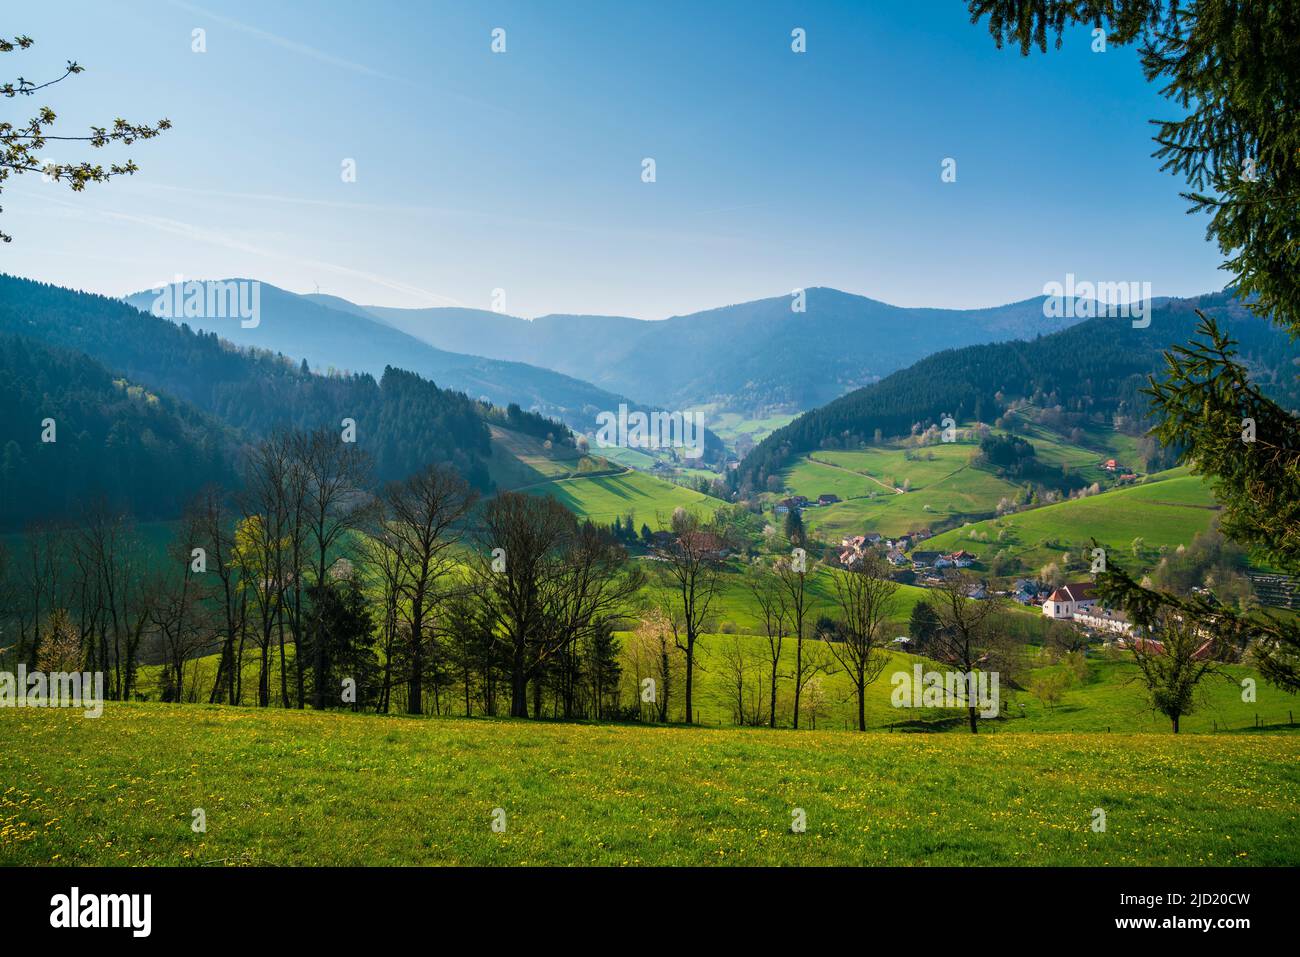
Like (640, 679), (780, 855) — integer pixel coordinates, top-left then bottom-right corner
(928, 571), (1007, 734)
(746, 563), (788, 728)
(654, 509), (725, 724)
(382, 464), (477, 715)
(826, 553), (899, 731)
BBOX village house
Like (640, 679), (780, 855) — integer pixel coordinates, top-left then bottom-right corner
(948, 550), (976, 568)
(910, 550), (941, 569)
(1042, 582), (1098, 619)
(818, 493), (840, 506)
(1012, 578), (1042, 604)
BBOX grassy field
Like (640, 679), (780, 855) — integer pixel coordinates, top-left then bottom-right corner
(774, 423), (1149, 540)
(2, 703), (1296, 866)
(780, 442), (1022, 538)
(924, 469), (1218, 576)
(521, 469), (718, 529)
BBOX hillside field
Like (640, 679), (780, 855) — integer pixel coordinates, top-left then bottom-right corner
(1, 704), (1295, 867)
(777, 424), (1149, 539)
(523, 470), (716, 529)
(925, 470), (1219, 576)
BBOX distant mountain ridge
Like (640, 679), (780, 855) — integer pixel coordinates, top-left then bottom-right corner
(306, 286), (1095, 415)
(733, 290), (1298, 494)
(126, 281), (726, 463)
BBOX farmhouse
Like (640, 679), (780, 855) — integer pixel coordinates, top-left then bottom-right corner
(818, 493), (840, 505)
(910, 550), (941, 568)
(948, 550), (976, 568)
(1042, 582), (1097, 619)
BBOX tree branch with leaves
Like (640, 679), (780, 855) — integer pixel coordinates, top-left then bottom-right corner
(1, 34), (170, 242)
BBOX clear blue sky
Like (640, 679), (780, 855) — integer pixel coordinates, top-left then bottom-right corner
(6, 0), (1228, 318)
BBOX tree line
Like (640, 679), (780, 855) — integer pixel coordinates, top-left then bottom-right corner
(0, 425), (648, 721)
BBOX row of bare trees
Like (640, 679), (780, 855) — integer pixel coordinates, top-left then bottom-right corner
(0, 427), (647, 720)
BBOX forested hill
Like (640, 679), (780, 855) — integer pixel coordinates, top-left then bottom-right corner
(0, 333), (235, 527)
(733, 291), (1299, 495)
(0, 274), (552, 514)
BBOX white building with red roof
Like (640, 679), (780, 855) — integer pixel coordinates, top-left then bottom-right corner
(1042, 582), (1098, 619)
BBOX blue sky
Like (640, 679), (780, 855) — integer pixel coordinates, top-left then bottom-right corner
(6, 0), (1228, 318)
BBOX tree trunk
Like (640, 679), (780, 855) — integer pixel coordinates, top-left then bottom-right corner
(510, 660), (528, 718)
(409, 629), (423, 715)
(967, 704), (979, 734)
(857, 673), (866, 732)
(277, 613), (290, 707)
(684, 634), (695, 724)
(769, 667), (778, 728)
(793, 637), (803, 729)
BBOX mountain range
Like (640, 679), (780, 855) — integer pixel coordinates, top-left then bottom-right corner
(300, 286), (1090, 415)
(10, 270), (1289, 533)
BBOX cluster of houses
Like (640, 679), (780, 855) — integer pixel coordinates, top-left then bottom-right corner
(837, 530), (932, 569)
(906, 549), (975, 571)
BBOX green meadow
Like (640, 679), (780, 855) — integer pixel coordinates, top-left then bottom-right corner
(2, 703), (1296, 866)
